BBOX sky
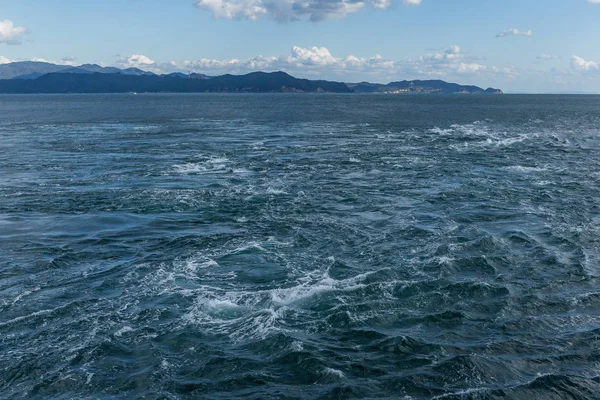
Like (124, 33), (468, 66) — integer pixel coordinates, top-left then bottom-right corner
(0, 0), (599, 92)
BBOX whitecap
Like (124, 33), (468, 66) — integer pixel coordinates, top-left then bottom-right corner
(11, 286), (41, 305)
(180, 269), (382, 341)
(429, 127), (454, 135)
(114, 326), (134, 337)
(290, 341), (304, 352)
(270, 270), (371, 306)
(229, 241), (267, 255)
(181, 257), (219, 273)
(437, 256), (455, 265)
(172, 163), (209, 174)
(202, 299), (244, 317)
(503, 165), (547, 173)
(0, 308), (56, 327)
(172, 156), (230, 175)
(323, 368), (345, 379)
(432, 387), (489, 399)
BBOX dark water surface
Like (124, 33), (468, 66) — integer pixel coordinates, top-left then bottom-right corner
(1, 94), (600, 399)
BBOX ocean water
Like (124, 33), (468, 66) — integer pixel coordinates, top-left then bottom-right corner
(1, 94), (600, 399)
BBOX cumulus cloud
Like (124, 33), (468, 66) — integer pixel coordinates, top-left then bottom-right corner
(571, 55), (598, 71)
(0, 20), (26, 44)
(496, 28), (532, 38)
(536, 54), (560, 60)
(61, 56), (78, 66)
(405, 45), (492, 77)
(195, 0), (421, 21)
(0, 55), (12, 64)
(195, 0), (267, 20)
(289, 46), (337, 65)
(115, 54), (181, 74)
(456, 63), (486, 74)
(116, 54), (156, 68)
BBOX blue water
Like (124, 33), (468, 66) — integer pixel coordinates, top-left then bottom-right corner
(1, 94), (600, 399)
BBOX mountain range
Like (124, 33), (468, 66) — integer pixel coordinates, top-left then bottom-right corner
(0, 61), (157, 80)
(0, 61), (502, 94)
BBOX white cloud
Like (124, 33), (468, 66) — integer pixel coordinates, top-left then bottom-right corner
(370, 0), (392, 9)
(490, 66), (517, 75)
(536, 54), (559, 60)
(289, 46), (337, 65)
(403, 46), (493, 78)
(61, 56), (78, 66)
(195, 0), (421, 21)
(496, 28), (532, 38)
(0, 20), (26, 44)
(588, 0), (600, 3)
(456, 63), (486, 74)
(115, 54), (181, 74)
(127, 54), (155, 66)
(116, 54), (156, 69)
(0, 55), (12, 64)
(571, 55), (598, 71)
(183, 56), (273, 72)
(195, 0), (266, 20)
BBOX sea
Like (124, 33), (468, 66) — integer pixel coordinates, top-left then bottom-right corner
(1, 94), (600, 399)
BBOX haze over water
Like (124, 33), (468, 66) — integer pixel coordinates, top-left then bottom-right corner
(1, 94), (600, 399)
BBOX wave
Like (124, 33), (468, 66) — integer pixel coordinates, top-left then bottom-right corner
(503, 165), (548, 173)
(172, 156), (231, 174)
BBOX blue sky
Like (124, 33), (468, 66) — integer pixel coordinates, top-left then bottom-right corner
(0, 0), (599, 92)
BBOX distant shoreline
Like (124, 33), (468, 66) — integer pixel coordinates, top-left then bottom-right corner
(0, 62), (503, 95)
(1, 92), (598, 96)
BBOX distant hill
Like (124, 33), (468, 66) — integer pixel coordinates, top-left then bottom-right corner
(348, 79), (503, 94)
(0, 61), (70, 80)
(57, 64), (156, 76)
(189, 73), (211, 80)
(163, 72), (209, 79)
(0, 71), (352, 93)
(347, 81), (383, 92)
(0, 62), (159, 80)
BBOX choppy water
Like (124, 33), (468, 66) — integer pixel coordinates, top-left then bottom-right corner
(1, 94), (600, 399)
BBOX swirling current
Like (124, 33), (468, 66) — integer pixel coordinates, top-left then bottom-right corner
(1, 94), (600, 399)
